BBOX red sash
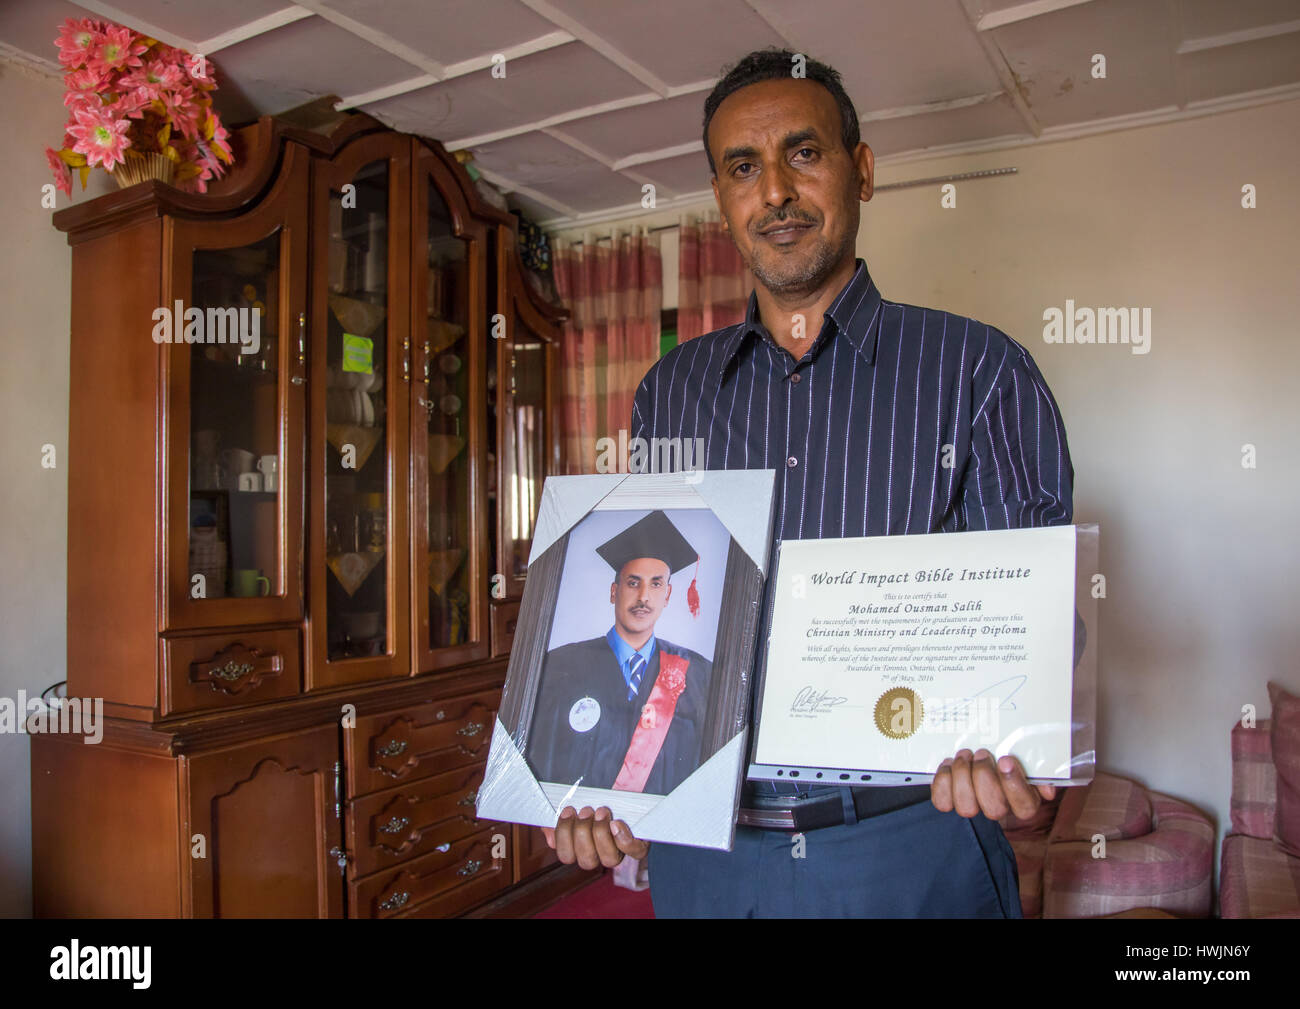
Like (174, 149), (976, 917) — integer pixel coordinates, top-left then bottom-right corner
(612, 653), (689, 792)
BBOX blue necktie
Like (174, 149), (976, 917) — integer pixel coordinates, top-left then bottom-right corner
(627, 652), (647, 701)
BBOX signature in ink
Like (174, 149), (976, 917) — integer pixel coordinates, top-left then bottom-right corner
(790, 685), (848, 715)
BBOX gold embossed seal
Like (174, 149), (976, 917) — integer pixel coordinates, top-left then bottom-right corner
(874, 687), (923, 739)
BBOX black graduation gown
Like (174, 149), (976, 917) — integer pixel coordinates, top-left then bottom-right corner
(525, 636), (713, 795)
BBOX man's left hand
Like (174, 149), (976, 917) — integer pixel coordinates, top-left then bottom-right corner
(930, 748), (1056, 821)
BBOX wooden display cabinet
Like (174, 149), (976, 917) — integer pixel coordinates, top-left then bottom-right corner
(35, 112), (584, 918)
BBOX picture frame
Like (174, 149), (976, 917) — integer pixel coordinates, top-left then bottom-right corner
(476, 469), (776, 851)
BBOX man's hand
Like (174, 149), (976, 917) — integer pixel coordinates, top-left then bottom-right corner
(541, 805), (649, 870)
(930, 748), (1057, 821)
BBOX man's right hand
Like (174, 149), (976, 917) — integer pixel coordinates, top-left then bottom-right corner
(541, 805), (648, 870)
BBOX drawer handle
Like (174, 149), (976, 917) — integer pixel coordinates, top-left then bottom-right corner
(190, 643), (283, 696)
(435, 842), (451, 853)
(379, 891), (410, 912)
(377, 739), (408, 757)
(457, 790), (477, 807)
(210, 660), (254, 681)
(379, 816), (410, 835)
(457, 859), (482, 878)
(456, 722), (483, 738)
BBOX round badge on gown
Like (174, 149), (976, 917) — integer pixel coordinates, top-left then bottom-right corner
(569, 696), (600, 733)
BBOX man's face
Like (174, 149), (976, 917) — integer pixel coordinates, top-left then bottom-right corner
(610, 557), (672, 638)
(708, 77), (873, 297)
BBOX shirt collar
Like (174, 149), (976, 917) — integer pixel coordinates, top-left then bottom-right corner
(715, 257), (883, 378)
(606, 625), (656, 686)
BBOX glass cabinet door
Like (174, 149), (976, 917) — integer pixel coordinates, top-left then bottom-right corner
(165, 145), (308, 629)
(495, 228), (559, 600)
(412, 147), (488, 670)
(307, 135), (411, 689)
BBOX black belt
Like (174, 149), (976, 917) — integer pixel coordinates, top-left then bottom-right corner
(737, 785), (931, 831)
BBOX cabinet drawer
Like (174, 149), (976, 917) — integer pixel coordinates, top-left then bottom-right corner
(352, 829), (509, 918)
(347, 689), (498, 797)
(490, 600), (520, 656)
(347, 763), (488, 878)
(162, 628), (301, 715)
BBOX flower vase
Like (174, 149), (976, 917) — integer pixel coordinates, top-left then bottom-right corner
(111, 151), (174, 189)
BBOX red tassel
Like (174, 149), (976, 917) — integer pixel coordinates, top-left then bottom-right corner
(686, 556), (700, 618)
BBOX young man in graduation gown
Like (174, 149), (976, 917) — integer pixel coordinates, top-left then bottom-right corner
(525, 510), (713, 795)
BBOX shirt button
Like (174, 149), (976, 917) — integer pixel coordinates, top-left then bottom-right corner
(787, 456), (798, 468)
(790, 372), (802, 383)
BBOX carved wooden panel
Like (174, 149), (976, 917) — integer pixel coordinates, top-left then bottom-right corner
(184, 725), (342, 917)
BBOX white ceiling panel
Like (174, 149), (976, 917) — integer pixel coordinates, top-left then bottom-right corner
(555, 93), (706, 162)
(472, 129), (603, 186)
(751, 0), (1006, 110)
(861, 95), (1030, 156)
(210, 17), (416, 115)
(990, 0), (1182, 126)
(317, 0), (561, 65)
(361, 41), (648, 145)
(1178, 0), (1300, 40)
(634, 151), (717, 200)
(1180, 30), (1300, 103)
(543, 0), (788, 88)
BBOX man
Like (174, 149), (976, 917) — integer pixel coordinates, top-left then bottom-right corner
(543, 48), (1074, 917)
(526, 510), (713, 795)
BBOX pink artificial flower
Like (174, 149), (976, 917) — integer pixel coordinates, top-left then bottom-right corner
(62, 67), (103, 111)
(88, 23), (146, 76)
(204, 113), (233, 165)
(67, 104), (131, 171)
(121, 57), (183, 102)
(160, 84), (201, 139)
(54, 18), (102, 69)
(114, 87), (152, 119)
(45, 147), (72, 196)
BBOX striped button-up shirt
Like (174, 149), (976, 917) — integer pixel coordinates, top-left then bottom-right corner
(630, 257), (1074, 801)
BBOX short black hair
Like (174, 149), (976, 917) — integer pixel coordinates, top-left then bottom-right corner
(702, 48), (861, 176)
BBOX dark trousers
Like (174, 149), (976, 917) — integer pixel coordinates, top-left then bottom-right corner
(647, 798), (1023, 918)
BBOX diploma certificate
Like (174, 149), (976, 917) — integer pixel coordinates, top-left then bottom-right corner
(750, 525), (1094, 785)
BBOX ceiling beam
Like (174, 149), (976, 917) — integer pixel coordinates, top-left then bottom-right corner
(974, 0), (1096, 32)
(862, 91), (1004, 121)
(1176, 18), (1300, 55)
(959, 0), (1041, 136)
(198, 7), (314, 54)
(69, 0), (198, 50)
(446, 92), (668, 150)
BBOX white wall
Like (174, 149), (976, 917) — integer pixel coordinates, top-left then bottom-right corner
(0, 55), (112, 917)
(560, 97), (1300, 890)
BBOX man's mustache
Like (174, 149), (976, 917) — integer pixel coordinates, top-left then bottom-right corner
(756, 209), (817, 232)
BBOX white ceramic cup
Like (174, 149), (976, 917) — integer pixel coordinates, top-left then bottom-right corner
(257, 454), (278, 492)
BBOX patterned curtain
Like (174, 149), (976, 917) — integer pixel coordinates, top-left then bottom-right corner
(676, 211), (755, 345)
(552, 227), (662, 474)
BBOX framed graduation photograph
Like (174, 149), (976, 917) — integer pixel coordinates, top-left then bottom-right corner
(476, 469), (776, 851)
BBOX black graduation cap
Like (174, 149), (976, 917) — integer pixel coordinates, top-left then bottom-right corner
(596, 510), (702, 617)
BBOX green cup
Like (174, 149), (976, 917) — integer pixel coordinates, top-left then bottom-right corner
(231, 569), (271, 597)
